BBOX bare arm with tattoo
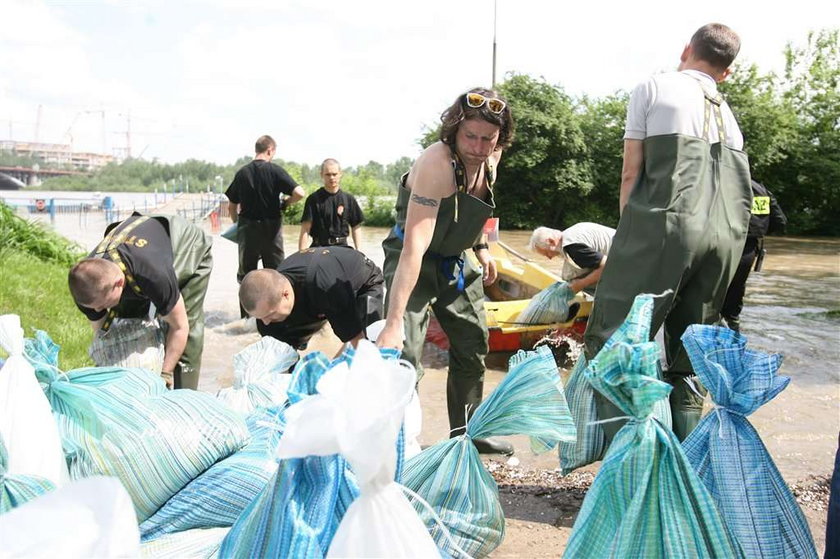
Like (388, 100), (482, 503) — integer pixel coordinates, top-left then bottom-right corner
(377, 143), (453, 350)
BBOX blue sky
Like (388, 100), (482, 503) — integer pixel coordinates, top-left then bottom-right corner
(1, 0), (837, 168)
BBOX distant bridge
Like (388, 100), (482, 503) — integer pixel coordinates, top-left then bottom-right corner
(0, 166), (87, 189)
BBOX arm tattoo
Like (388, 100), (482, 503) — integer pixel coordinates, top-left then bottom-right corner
(410, 193), (439, 207)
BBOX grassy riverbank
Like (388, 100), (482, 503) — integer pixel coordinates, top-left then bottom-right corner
(0, 203), (92, 369)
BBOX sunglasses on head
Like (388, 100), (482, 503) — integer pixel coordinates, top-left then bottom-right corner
(465, 92), (506, 114)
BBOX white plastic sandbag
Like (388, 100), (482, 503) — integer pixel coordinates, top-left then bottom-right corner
(276, 341), (438, 558)
(89, 317), (165, 373)
(365, 320), (423, 460)
(0, 476), (140, 558)
(0, 314), (68, 486)
(216, 337), (297, 414)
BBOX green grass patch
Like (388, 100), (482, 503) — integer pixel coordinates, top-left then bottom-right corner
(0, 202), (84, 266)
(0, 248), (93, 369)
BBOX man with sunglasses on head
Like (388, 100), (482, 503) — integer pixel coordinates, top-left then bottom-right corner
(377, 88), (515, 456)
(582, 23), (753, 444)
(226, 135), (306, 317)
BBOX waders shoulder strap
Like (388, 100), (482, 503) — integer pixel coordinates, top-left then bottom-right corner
(93, 216), (150, 331)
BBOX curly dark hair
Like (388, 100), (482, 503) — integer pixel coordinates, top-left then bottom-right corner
(439, 87), (514, 150)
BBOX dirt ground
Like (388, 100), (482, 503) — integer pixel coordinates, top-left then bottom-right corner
(205, 320), (831, 557)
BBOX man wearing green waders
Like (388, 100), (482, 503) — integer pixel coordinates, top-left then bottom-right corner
(376, 88), (515, 455)
(584, 23), (752, 441)
(69, 213), (213, 390)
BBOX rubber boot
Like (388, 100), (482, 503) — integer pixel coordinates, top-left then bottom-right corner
(664, 371), (706, 441)
(447, 375), (513, 456)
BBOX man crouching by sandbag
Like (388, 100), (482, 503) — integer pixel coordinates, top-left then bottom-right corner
(68, 213), (213, 390)
(239, 246), (384, 357)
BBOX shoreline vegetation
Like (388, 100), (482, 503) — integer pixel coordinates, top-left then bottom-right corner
(0, 201), (92, 368)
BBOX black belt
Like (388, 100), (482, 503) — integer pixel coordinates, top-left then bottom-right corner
(314, 236), (347, 246)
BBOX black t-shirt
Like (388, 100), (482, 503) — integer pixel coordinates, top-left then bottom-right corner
(79, 216), (179, 321)
(257, 246), (384, 346)
(563, 243), (604, 270)
(301, 188), (364, 242)
(225, 159), (298, 220)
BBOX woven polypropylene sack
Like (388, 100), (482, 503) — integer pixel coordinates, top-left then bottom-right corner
(404, 345), (576, 558)
(558, 295), (671, 475)
(219, 352), (359, 558)
(89, 317), (165, 373)
(681, 325), (818, 558)
(0, 314), (69, 486)
(140, 406), (285, 541)
(23, 330), (250, 523)
(516, 281), (574, 325)
(564, 297), (745, 558)
(216, 337), (297, 415)
(140, 527), (229, 558)
(0, 435), (55, 514)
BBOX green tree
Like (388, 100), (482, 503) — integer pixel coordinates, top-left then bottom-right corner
(494, 74), (594, 229)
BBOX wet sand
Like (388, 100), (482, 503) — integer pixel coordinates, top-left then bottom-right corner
(34, 210), (840, 556)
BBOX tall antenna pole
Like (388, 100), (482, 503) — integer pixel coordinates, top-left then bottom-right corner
(492, 0), (498, 87)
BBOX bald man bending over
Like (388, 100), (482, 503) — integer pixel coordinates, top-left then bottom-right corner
(240, 246), (384, 355)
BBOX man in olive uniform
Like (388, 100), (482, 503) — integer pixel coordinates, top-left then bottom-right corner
(68, 213), (213, 390)
(583, 23), (753, 441)
(240, 246), (384, 354)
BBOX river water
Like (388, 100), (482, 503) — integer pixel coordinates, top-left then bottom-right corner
(10, 200), (840, 481)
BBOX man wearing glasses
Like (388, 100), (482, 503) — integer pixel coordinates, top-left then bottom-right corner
(377, 88), (516, 455)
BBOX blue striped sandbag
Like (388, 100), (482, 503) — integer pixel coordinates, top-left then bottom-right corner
(558, 294), (672, 475)
(516, 281), (575, 325)
(216, 337), (298, 414)
(23, 330), (250, 522)
(139, 406), (286, 541)
(681, 325), (818, 558)
(0, 435), (55, 514)
(403, 345), (576, 558)
(565, 297), (745, 558)
(219, 352), (359, 558)
(139, 526), (229, 558)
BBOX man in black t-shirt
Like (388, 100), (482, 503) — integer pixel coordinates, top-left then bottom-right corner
(528, 223), (615, 296)
(68, 214), (213, 390)
(239, 246), (384, 354)
(226, 135), (306, 289)
(298, 159), (364, 251)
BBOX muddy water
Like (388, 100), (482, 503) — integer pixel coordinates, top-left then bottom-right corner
(33, 212), (840, 480)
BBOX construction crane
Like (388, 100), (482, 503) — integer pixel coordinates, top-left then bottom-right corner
(63, 108), (107, 153)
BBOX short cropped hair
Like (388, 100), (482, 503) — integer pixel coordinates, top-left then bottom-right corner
(440, 87), (515, 150)
(239, 268), (287, 313)
(255, 135), (276, 155)
(690, 23), (741, 71)
(321, 158), (341, 173)
(68, 258), (121, 306)
(528, 226), (562, 252)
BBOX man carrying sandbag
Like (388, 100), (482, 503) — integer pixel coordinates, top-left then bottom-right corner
(527, 223), (615, 295)
(239, 246), (384, 356)
(68, 213), (213, 390)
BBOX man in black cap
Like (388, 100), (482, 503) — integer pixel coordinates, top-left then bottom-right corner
(240, 246), (384, 354)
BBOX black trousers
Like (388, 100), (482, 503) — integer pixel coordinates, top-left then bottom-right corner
(721, 236), (759, 322)
(236, 217), (285, 282)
